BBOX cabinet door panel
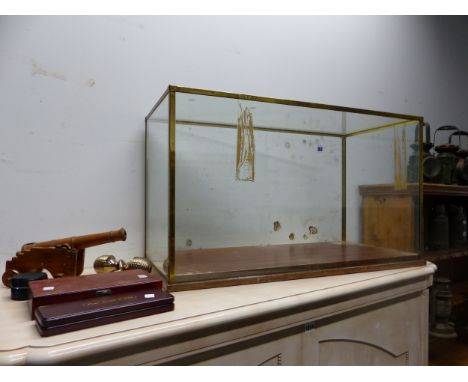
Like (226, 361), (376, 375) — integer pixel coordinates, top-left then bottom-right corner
(319, 339), (408, 365)
(193, 326), (316, 366)
(316, 292), (426, 365)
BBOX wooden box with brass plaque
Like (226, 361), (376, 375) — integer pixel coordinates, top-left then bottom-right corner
(29, 269), (163, 319)
(146, 85), (425, 291)
(34, 288), (174, 337)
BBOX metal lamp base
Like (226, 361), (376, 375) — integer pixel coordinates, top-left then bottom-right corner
(430, 322), (458, 339)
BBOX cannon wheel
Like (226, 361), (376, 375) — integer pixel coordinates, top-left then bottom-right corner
(2, 268), (20, 288)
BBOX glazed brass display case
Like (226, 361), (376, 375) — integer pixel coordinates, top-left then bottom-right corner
(145, 86), (425, 291)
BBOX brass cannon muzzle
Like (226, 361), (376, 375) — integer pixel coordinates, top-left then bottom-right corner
(21, 228), (127, 251)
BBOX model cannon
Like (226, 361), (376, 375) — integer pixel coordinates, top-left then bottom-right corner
(2, 228), (127, 287)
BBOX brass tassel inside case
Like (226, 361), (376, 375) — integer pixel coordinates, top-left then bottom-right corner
(394, 126), (408, 190)
(236, 105), (255, 181)
(401, 128), (408, 189)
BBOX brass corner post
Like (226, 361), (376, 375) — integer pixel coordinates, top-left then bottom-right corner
(419, 120), (424, 254)
(342, 136), (347, 242)
(144, 112), (148, 262)
(341, 112), (347, 242)
(168, 88), (176, 284)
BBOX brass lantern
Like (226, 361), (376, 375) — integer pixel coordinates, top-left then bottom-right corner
(450, 130), (468, 185)
(434, 125), (460, 185)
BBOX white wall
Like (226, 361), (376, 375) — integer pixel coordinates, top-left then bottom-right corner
(1, 15), (468, 275)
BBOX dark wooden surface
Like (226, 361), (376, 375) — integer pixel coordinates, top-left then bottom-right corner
(359, 183), (419, 196)
(359, 182), (468, 197)
(164, 242), (425, 290)
(424, 183), (468, 197)
(429, 336), (468, 366)
(425, 248), (468, 262)
(174, 242), (419, 275)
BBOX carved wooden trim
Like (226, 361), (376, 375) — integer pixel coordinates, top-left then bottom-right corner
(319, 339), (409, 365)
(258, 353), (282, 366)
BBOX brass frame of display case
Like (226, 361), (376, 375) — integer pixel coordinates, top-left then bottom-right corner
(145, 85), (425, 291)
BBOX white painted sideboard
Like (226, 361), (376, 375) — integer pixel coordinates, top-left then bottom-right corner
(0, 263), (435, 365)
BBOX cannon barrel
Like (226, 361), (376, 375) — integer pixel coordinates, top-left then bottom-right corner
(21, 228), (127, 251)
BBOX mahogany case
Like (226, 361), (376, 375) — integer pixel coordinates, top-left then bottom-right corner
(34, 289), (174, 337)
(29, 270), (163, 318)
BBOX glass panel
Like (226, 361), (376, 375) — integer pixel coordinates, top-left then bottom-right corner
(146, 95), (169, 278)
(347, 121), (420, 252)
(175, 92), (410, 136)
(174, 93), (342, 282)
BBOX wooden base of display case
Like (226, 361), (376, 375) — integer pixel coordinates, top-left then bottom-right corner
(158, 242), (425, 291)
